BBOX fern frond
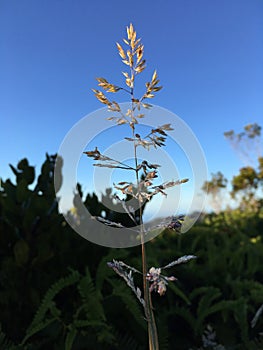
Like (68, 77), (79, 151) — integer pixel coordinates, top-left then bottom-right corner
(196, 287), (222, 317)
(65, 326), (77, 350)
(21, 318), (57, 345)
(77, 267), (106, 322)
(233, 297), (249, 345)
(110, 279), (146, 329)
(76, 268), (115, 346)
(23, 269), (80, 344)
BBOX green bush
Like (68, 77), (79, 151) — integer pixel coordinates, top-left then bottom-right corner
(0, 156), (262, 349)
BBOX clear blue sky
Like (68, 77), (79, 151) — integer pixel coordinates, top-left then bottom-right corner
(1, 0), (263, 191)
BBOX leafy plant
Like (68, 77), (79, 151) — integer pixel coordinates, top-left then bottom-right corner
(0, 154), (263, 348)
(10, 267), (116, 349)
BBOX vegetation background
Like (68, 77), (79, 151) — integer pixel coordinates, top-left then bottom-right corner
(0, 135), (262, 349)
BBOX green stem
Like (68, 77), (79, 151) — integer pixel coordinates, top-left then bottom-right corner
(132, 110), (159, 350)
(140, 225), (159, 350)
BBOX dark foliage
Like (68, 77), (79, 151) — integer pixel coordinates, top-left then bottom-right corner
(0, 155), (262, 349)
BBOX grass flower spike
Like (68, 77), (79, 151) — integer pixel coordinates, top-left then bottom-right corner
(84, 23), (196, 350)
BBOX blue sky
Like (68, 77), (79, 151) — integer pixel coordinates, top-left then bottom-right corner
(1, 0), (263, 214)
